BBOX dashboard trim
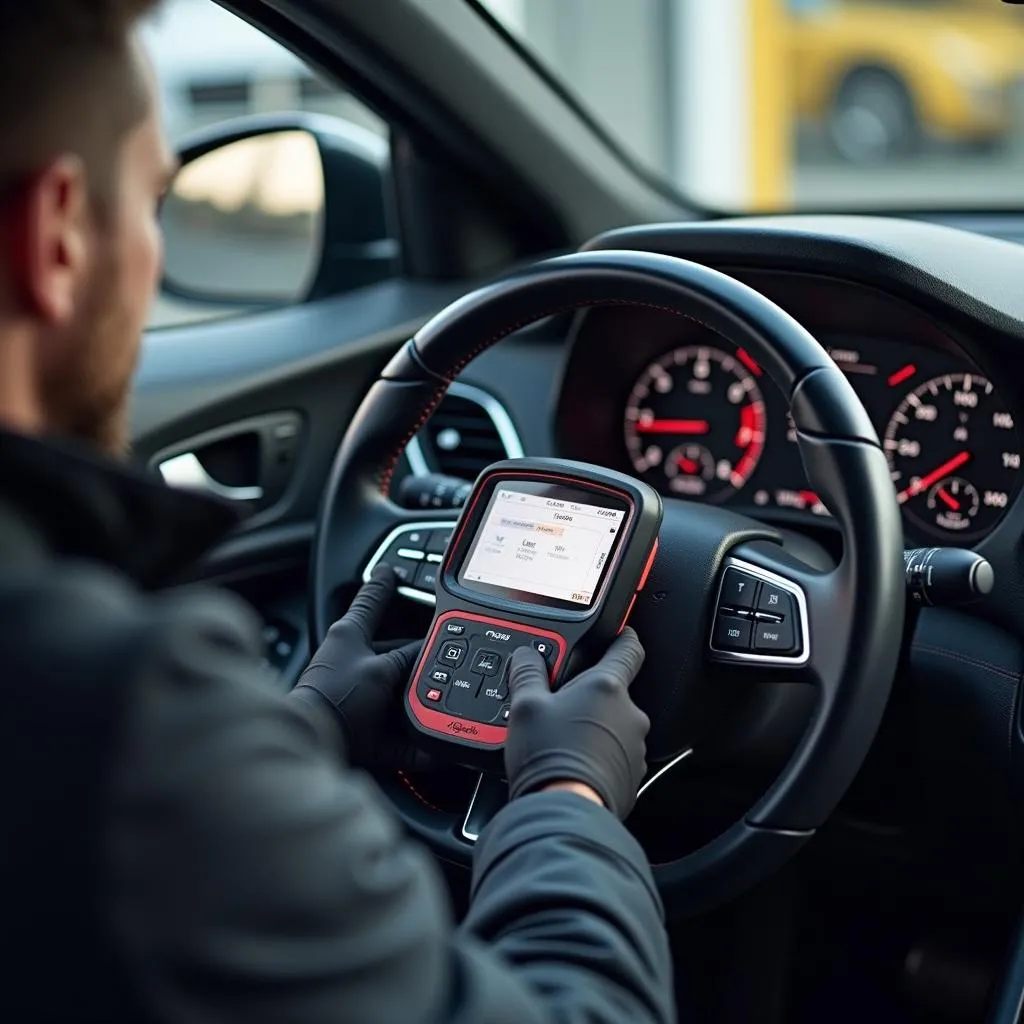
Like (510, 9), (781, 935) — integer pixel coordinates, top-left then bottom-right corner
(406, 380), (525, 476)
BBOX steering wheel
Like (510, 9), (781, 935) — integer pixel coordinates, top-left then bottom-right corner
(310, 250), (905, 916)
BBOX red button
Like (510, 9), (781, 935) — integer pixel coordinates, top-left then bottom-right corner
(425, 688), (442, 702)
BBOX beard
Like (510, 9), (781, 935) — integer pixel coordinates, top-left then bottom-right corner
(38, 239), (140, 458)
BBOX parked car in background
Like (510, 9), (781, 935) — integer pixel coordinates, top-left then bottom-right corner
(789, 0), (1024, 164)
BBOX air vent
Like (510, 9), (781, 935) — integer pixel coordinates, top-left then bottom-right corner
(407, 382), (523, 481)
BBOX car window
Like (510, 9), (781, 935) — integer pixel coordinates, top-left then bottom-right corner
(479, 0), (1024, 212)
(144, 0), (393, 330)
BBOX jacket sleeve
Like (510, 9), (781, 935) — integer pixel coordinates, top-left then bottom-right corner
(104, 588), (675, 1024)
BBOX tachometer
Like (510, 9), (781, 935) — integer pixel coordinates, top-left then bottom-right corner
(624, 345), (766, 502)
(884, 372), (1020, 540)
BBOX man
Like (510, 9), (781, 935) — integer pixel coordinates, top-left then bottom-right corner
(0, 3), (674, 1022)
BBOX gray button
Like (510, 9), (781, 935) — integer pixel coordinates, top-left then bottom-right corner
(713, 614), (752, 652)
(753, 617), (796, 654)
(721, 568), (759, 610)
(472, 650), (503, 676)
(756, 583), (792, 617)
(439, 640), (467, 666)
(445, 672), (482, 716)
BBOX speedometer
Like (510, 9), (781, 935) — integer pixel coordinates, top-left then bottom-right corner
(884, 372), (1021, 540)
(624, 345), (766, 502)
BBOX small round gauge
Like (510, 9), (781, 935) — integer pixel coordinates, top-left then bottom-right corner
(925, 477), (980, 534)
(624, 345), (767, 502)
(884, 372), (1021, 540)
(664, 443), (715, 496)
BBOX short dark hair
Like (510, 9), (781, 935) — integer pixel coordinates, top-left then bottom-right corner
(0, 0), (161, 207)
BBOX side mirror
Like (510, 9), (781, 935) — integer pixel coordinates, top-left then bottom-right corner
(161, 114), (397, 308)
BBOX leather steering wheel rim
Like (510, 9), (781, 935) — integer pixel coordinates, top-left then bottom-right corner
(310, 250), (905, 916)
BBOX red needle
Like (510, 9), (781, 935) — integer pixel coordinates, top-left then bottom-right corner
(936, 487), (960, 511)
(634, 419), (710, 435)
(676, 455), (699, 474)
(897, 451), (971, 504)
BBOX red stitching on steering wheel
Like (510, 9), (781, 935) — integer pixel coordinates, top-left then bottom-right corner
(378, 298), (707, 495)
(396, 770), (446, 813)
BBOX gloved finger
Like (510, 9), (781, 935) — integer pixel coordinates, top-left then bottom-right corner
(381, 640), (424, 685)
(373, 637), (421, 655)
(507, 646), (551, 700)
(341, 565), (398, 641)
(593, 627), (646, 688)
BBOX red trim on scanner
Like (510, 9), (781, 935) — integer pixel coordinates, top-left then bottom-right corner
(637, 538), (659, 591)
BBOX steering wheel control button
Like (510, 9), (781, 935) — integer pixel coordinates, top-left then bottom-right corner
(403, 530), (430, 549)
(756, 582), (790, 617)
(426, 529), (453, 555)
(414, 563), (439, 591)
(753, 617), (796, 654)
(440, 640), (467, 666)
(428, 666), (451, 685)
(425, 687), (443, 703)
(386, 559), (419, 585)
(713, 614), (752, 652)
(396, 547), (425, 562)
(721, 568), (759, 610)
(444, 622), (467, 635)
(472, 650), (502, 676)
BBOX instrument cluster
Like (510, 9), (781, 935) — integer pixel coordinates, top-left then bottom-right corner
(622, 339), (1019, 542)
(556, 291), (1022, 545)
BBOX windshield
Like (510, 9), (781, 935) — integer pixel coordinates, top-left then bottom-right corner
(478, 0), (1024, 211)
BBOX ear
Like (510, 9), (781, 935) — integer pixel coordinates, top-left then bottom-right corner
(7, 156), (90, 325)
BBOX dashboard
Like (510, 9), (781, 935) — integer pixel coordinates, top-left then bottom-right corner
(555, 268), (1023, 547)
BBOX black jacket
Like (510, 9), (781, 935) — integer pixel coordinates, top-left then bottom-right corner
(0, 429), (674, 1024)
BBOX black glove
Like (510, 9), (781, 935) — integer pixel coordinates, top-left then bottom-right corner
(504, 627), (649, 820)
(291, 565), (420, 761)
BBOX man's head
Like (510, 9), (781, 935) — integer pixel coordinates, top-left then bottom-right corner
(0, 0), (176, 455)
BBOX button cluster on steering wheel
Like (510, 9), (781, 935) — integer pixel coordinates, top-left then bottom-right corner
(363, 521), (455, 603)
(709, 558), (809, 665)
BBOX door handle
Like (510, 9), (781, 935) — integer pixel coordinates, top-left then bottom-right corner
(157, 451), (264, 502)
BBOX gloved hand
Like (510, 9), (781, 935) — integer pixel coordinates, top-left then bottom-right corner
(503, 627), (649, 820)
(291, 565), (420, 762)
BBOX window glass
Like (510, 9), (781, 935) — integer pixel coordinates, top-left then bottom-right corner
(479, 0), (1024, 212)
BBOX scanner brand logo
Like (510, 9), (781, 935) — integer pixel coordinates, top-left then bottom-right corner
(485, 629), (511, 642)
(447, 720), (480, 737)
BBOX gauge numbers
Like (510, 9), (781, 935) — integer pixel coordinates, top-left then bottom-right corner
(624, 345), (766, 503)
(884, 372), (1020, 539)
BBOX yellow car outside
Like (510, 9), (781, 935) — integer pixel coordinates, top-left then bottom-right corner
(787, 0), (1024, 163)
